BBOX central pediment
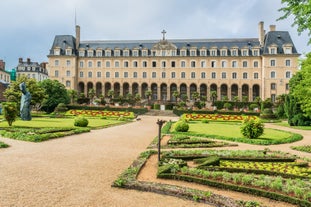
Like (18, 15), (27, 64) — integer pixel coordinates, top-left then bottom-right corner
(152, 40), (177, 50)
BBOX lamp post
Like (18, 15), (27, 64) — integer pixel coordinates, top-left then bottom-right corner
(156, 119), (166, 162)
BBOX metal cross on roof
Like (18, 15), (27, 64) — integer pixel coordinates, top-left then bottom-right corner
(161, 29), (166, 40)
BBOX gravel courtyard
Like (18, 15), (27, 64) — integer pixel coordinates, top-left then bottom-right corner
(0, 116), (310, 207)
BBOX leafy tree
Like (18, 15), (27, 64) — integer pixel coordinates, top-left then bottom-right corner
(2, 102), (18, 126)
(145, 90), (152, 105)
(134, 93), (141, 106)
(3, 76), (46, 110)
(289, 53), (311, 119)
(275, 94), (287, 119)
(278, 0), (311, 44)
(210, 90), (217, 106)
(107, 89), (114, 104)
(67, 89), (78, 104)
(88, 88), (96, 105)
(39, 79), (70, 113)
(172, 90), (180, 104)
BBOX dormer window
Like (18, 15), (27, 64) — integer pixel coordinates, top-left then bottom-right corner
(190, 49), (197, 56)
(210, 48), (217, 56)
(96, 50), (102, 57)
(242, 49), (248, 56)
(54, 48), (60, 55)
(270, 48), (276, 54)
(142, 50), (148, 56)
(114, 50), (120, 57)
(231, 49), (238, 56)
(200, 49), (207, 56)
(105, 50), (111, 57)
(221, 49), (227, 56)
(252, 49), (259, 56)
(180, 49), (187, 56)
(284, 47), (292, 54)
(65, 48), (72, 56)
(133, 50), (139, 57)
(123, 50), (129, 57)
(87, 50), (94, 57)
(79, 50), (85, 57)
(171, 50), (177, 56)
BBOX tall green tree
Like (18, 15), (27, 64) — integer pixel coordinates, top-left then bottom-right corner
(3, 76), (46, 110)
(39, 79), (70, 113)
(288, 53), (311, 119)
(278, 0), (311, 44)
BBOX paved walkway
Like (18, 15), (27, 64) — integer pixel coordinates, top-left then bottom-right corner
(0, 116), (309, 207)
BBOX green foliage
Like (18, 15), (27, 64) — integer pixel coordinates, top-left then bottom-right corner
(240, 119), (264, 139)
(288, 53), (311, 122)
(0, 127), (90, 142)
(291, 145), (311, 153)
(278, 0), (311, 43)
(74, 116), (89, 127)
(223, 102), (232, 110)
(2, 102), (18, 126)
(39, 79), (70, 113)
(196, 156), (220, 167)
(3, 76), (46, 110)
(174, 120), (189, 132)
(54, 103), (68, 113)
(285, 94), (311, 126)
(0, 141), (9, 148)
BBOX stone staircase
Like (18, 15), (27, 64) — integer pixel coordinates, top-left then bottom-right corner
(143, 109), (178, 117)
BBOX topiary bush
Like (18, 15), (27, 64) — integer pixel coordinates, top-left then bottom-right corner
(74, 116), (89, 127)
(174, 120), (189, 132)
(2, 102), (18, 126)
(240, 119), (264, 139)
(54, 103), (68, 113)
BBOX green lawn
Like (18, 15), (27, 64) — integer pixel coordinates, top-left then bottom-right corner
(0, 117), (124, 129)
(171, 121), (302, 145)
(0, 116), (130, 142)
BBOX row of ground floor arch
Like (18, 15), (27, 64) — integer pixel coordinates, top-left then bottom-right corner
(78, 82), (262, 102)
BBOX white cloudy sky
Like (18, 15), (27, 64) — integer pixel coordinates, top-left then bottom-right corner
(0, 0), (310, 70)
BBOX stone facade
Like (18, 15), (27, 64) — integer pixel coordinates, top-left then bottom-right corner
(47, 22), (299, 103)
(0, 60), (11, 101)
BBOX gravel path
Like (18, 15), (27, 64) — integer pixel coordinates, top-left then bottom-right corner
(0, 116), (309, 207)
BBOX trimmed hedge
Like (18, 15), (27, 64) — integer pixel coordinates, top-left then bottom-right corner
(173, 109), (260, 117)
(67, 104), (148, 115)
(158, 173), (311, 207)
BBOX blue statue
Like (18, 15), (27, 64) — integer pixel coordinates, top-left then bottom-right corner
(19, 82), (32, 121)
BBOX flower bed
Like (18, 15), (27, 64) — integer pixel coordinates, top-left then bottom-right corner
(182, 113), (258, 122)
(158, 149), (311, 206)
(66, 110), (135, 119)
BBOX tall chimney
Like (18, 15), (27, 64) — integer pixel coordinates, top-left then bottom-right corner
(27, 58), (31, 64)
(75, 25), (80, 50)
(258, 21), (265, 46)
(19, 58), (23, 63)
(269, 25), (276, 31)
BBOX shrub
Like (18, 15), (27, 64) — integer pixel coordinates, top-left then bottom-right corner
(174, 120), (189, 132)
(240, 119), (264, 139)
(54, 103), (68, 113)
(2, 102), (18, 126)
(74, 116), (89, 127)
(202, 119), (209, 124)
(223, 103), (232, 110)
(249, 103), (259, 111)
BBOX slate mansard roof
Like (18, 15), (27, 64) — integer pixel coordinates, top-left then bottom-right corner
(49, 30), (298, 56)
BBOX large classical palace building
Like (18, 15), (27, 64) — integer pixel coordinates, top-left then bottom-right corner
(47, 22), (299, 102)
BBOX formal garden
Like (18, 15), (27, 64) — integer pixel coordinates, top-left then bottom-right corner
(113, 115), (311, 207)
(0, 52), (311, 206)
